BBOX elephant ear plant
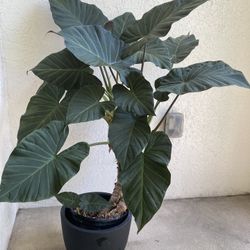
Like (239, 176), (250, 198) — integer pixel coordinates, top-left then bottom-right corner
(0, 0), (249, 232)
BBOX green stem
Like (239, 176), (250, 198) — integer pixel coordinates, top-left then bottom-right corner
(141, 44), (147, 73)
(99, 67), (109, 91)
(109, 67), (119, 85)
(89, 141), (109, 147)
(153, 95), (179, 132)
(154, 101), (160, 111)
(103, 66), (112, 91)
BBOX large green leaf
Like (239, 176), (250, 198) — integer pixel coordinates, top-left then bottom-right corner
(156, 61), (250, 95)
(56, 192), (81, 208)
(113, 72), (154, 116)
(0, 121), (89, 202)
(49, 0), (108, 29)
(17, 83), (69, 142)
(61, 25), (126, 68)
(111, 12), (136, 38)
(165, 34), (199, 64)
(125, 38), (172, 69)
(120, 132), (172, 231)
(32, 49), (93, 90)
(108, 109), (150, 168)
(57, 192), (110, 212)
(79, 193), (111, 212)
(67, 83), (107, 123)
(121, 0), (208, 43)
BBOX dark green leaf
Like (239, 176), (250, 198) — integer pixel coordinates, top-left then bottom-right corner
(121, 37), (149, 59)
(165, 34), (199, 64)
(156, 61), (250, 95)
(153, 91), (170, 102)
(121, 0), (208, 43)
(111, 12), (136, 38)
(56, 192), (81, 208)
(0, 121), (90, 202)
(120, 132), (172, 231)
(125, 38), (172, 69)
(49, 0), (108, 29)
(32, 49), (93, 90)
(108, 109), (150, 168)
(113, 72), (154, 115)
(17, 83), (69, 141)
(66, 83), (106, 123)
(79, 193), (110, 212)
(61, 25), (125, 68)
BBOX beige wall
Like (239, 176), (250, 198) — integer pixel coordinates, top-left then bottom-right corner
(0, 0), (249, 213)
(0, 29), (18, 250)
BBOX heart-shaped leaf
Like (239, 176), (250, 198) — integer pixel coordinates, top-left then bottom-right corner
(56, 192), (81, 208)
(121, 0), (208, 43)
(61, 25), (125, 68)
(120, 132), (172, 231)
(113, 72), (154, 116)
(165, 34), (199, 64)
(32, 49), (93, 90)
(108, 109), (150, 168)
(0, 121), (89, 202)
(79, 193), (110, 212)
(17, 83), (70, 141)
(67, 83), (106, 123)
(125, 38), (172, 69)
(156, 61), (250, 95)
(111, 12), (136, 38)
(57, 192), (110, 212)
(49, 0), (108, 29)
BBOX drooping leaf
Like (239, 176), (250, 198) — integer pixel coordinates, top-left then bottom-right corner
(113, 72), (154, 116)
(153, 91), (170, 102)
(121, 0), (208, 43)
(165, 34), (199, 64)
(0, 121), (90, 202)
(17, 83), (69, 141)
(56, 192), (81, 208)
(156, 61), (250, 95)
(66, 83), (106, 123)
(49, 0), (108, 29)
(121, 37), (150, 60)
(32, 49), (93, 90)
(61, 25), (125, 68)
(79, 193), (111, 212)
(108, 109), (150, 168)
(125, 38), (172, 69)
(120, 132), (172, 231)
(111, 12), (136, 38)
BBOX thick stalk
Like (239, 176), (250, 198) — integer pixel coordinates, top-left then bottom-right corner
(89, 141), (109, 147)
(103, 66), (112, 91)
(141, 44), (147, 73)
(99, 67), (112, 100)
(109, 67), (119, 85)
(153, 95), (179, 132)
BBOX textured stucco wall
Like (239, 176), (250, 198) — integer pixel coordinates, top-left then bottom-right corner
(0, 0), (250, 212)
(0, 11), (18, 249)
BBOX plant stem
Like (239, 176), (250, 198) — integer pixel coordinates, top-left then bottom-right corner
(103, 66), (112, 91)
(99, 67), (109, 91)
(141, 44), (147, 73)
(153, 95), (179, 132)
(89, 141), (109, 147)
(109, 67), (119, 85)
(154, 101), (160, 111)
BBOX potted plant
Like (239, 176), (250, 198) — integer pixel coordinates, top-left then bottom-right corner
(0, 0), (249, 249)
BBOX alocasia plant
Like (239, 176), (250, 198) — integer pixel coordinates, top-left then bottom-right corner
(0, 0), (249, 232)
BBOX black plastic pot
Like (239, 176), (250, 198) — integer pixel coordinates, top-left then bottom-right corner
(60, 192), (132, 250)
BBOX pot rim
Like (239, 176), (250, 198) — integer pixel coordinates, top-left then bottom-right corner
(61, 207), (132, 233)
